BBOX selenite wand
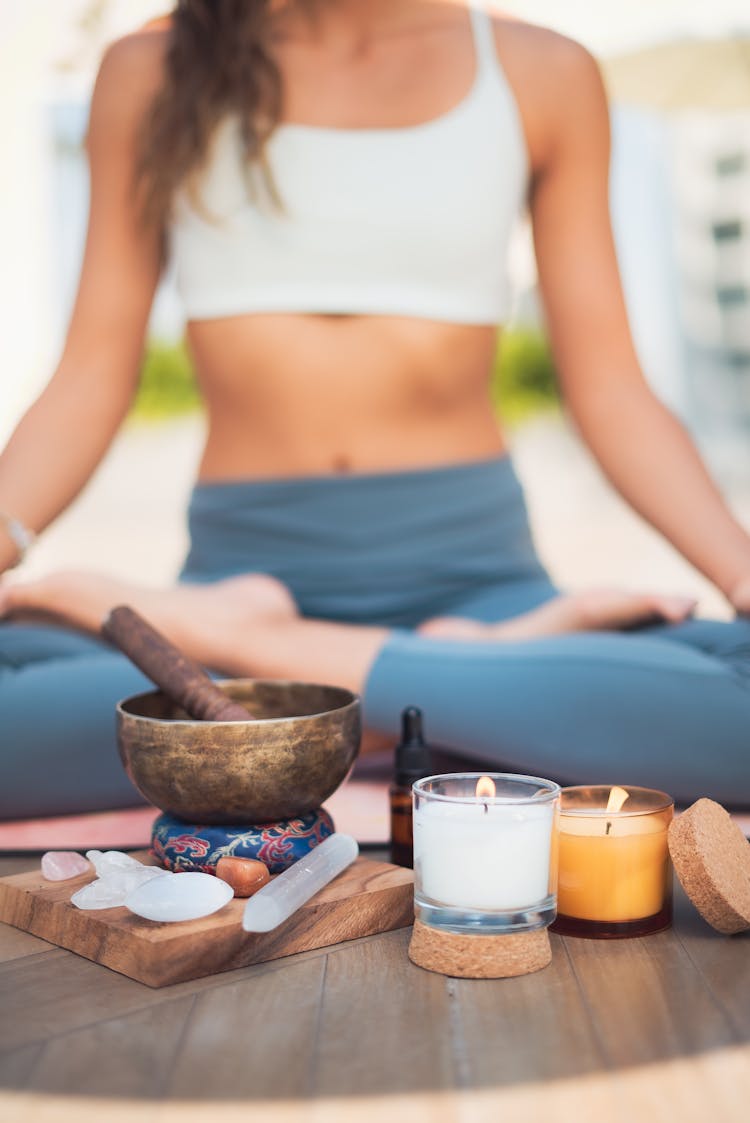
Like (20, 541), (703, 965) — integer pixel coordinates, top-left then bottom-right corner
(242, 833), (359, 932)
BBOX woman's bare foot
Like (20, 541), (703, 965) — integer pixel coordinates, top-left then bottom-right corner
(418, 588), (697, 642)
(0, 570), (298, 673)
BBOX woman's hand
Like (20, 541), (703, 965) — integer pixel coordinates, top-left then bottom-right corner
(0, 534), (21, 579)
(729, 574), (750, 616)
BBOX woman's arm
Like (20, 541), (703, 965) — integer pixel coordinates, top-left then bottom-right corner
(0, 33), (166, 574)
(526, 36), (750, 609)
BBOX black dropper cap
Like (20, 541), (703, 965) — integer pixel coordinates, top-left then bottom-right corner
(394, 706), (432, 787)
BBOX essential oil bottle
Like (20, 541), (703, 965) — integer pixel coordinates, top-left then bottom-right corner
(390, 706), (433, 869)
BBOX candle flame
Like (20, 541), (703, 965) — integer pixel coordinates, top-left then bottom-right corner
(606, 786), (630, 814)
(475, 776), (496, 800)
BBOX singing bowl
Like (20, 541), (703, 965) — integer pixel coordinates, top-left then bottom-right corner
(116, 679), (361, 824)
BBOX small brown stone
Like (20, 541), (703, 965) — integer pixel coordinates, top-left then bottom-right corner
(215, 857), (270, 898)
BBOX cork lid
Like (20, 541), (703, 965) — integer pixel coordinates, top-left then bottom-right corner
(668, 798), (750, 934)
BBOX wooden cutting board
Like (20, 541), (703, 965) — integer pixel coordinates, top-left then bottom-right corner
(0, 853), (414, 988)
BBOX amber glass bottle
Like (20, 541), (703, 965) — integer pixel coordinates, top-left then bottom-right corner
(389, 706), (433, 869)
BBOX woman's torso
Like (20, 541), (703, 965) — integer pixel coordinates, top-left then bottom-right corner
(166, 2), (537, 480)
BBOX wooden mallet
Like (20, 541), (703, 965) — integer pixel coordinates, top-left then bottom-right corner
(102, 604), (254, 722)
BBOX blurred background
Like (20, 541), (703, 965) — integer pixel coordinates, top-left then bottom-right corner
(1, 0), (749, 614)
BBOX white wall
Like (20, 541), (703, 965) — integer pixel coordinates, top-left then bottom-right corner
(0, 0), (169, 445)
(610, 107), (687, 415)
(0, 2), (58, 443)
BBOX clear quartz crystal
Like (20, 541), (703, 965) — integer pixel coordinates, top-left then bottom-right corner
(70, 850), (171, 910)
(242, 833), (359, 932)
(125, 871), (234, 922)
(85, 850), (150, 876)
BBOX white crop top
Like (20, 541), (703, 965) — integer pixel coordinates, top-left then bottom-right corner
(170, 4), (528, 325)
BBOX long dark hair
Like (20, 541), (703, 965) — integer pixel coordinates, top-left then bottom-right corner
(137, 0), (283, 229)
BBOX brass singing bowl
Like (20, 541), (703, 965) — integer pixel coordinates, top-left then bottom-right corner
(116, 679), (361, 824)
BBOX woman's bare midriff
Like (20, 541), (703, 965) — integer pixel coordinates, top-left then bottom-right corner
(188, 313), (508, 480)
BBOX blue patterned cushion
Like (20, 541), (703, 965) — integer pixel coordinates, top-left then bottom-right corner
(151, 807), (335, 874)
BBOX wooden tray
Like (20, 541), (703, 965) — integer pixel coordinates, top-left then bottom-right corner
(0, 854), (414, 988)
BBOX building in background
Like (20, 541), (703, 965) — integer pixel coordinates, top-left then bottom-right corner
(511, 38), (750, 483)
(671, 113), (750, 478)
(604, 36), (750, 481)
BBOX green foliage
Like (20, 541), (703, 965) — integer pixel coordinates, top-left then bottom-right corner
(129, 340), (202, 421)
(130, 329), (560, 424)
(492, 327), (560, 423)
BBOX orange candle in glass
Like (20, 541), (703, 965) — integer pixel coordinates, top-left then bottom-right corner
(552, 786), (674, 938)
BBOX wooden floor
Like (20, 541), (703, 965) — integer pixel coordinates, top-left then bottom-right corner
(1, 851), (748, 1123)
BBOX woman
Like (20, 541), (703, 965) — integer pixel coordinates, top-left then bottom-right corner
(1, 0), (749, 819)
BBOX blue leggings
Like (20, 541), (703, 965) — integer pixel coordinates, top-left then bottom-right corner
(1, 457), (749, 818)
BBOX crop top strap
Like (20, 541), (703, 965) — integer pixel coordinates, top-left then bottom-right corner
(468, 3), (501, 79)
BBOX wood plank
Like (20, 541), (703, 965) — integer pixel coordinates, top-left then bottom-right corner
(460, 1047), (750, 1123)
(0, 1093), (162, 1123)
(449, 933), (607, 1090)
(0, 1090), (455, 1123)
(167, 957), (325, 1101)
(0, 1044), (43, 1091)
(0, 1053), (749, 1123)
(313, 927), (456, 1103)
(1, 852), (747, 1122)
(564, 922), (738, 1073)
(0, 950), (181, 1052)
(612, 1043), (750, 1122)
(27, 997), (195, 1098)
(0, 856), (413, 987)
(0, 926), (54, 965)
(672, 883), (750, 1036)
(0, 929), (403, 1056)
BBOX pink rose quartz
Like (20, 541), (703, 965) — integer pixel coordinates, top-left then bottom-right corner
(41, 851), (91, 881)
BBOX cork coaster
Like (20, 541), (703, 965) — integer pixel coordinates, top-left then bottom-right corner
(408, 920), (552, 978)
(668, 798), (750, 935)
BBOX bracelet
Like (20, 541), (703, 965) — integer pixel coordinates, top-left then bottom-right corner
(0, 511), (36, 566)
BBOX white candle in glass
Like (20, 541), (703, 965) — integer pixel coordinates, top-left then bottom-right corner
(414, 776), (557, 912)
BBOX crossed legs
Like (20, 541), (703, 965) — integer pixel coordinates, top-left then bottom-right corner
(1, 571), (748, 816)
